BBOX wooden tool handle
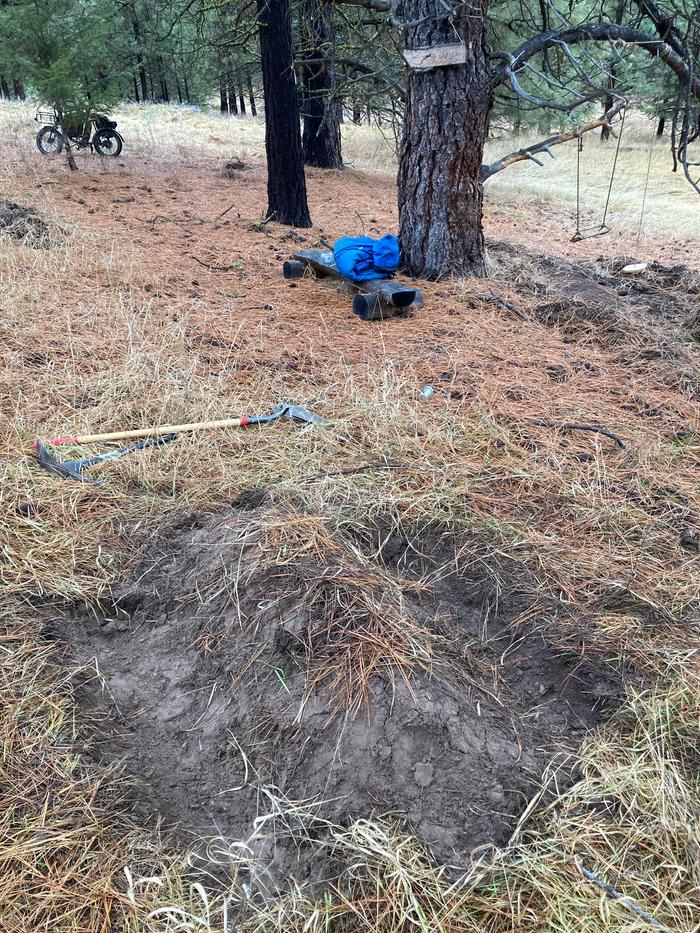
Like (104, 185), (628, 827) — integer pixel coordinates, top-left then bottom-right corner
(45, 416), (250, 447)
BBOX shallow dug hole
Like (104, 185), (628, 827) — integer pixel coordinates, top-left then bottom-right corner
(59, 503), (620, 883)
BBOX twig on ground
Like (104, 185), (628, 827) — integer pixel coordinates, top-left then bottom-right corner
(575, 858), (669, 930)
(474, 290), (527, 320)
(529, 418), (627, 448)
(215, 203), (235, 221)
(143, 214), (190, 232)
(192, 256), (241, 272)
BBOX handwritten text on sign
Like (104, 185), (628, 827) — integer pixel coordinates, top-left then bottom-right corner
(402, 43), (468, 70)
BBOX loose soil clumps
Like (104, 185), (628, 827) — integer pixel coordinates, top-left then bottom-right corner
(63, 504), (619, 885)
(488, 241), (700, 397)
(0, 201), (50, 246)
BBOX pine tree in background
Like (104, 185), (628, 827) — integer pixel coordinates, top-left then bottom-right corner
(0, 0), (128, 167)
(0, 0), (128, 113)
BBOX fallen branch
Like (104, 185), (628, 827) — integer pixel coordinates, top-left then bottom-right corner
(144, 214), (190, 232)
(529, 418), (627, 449)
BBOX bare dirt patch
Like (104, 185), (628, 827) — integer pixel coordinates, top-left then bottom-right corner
(58, 501), (620, 888)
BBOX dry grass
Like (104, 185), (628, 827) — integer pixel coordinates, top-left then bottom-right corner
(484, 115), (700, 243)
(253, 511), (436, 713)
(0, 98), (699, 930)
(0, 98), (396, 174)
(4, 98), (697, 242)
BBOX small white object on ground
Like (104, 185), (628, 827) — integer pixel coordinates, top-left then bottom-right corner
(420, 386), (435, 400)
(621, 262), (648, 275)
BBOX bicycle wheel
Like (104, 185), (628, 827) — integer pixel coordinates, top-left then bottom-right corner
(36, 126), (64, 155)
(93, 129), (123, 157)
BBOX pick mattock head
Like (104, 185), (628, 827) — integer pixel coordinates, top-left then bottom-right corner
(34, 442), (100, 484)
(278, 403), (329, 426)
(247, 403), (328, 427)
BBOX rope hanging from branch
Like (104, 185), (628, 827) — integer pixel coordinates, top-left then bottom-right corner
(572, 106), (626, 242)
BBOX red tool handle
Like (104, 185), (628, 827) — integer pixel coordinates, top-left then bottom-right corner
(33, 434), (79, 448)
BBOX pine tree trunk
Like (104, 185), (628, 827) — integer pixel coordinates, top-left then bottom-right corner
(132, 19), (149, 101)
(227, 76), (238, 114)
(0, 76), (9, 99)
(239, 88), (246, 114)
(139, 66), (148, 101)
(398, 0), (491, 279)
(246, 71), (257, 116)
(656, 116), (665, 137)
(600, 68), (616, 141)
(257, 0), (311, 227)
(220, 81), (228, 113)
(159, 60), (170, 103)
(300, 0), (342, 169)
(13, 79), (24, 100)
(64, 137), (78, 172)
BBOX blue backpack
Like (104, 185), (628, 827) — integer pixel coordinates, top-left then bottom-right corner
(333, 234), (400, 282)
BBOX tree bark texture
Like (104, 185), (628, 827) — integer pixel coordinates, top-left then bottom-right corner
(257, 0), (312, 226)
(398, 0), (491, 279)
(300, 0), (342, 168)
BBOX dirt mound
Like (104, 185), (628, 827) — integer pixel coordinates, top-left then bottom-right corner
(0, 200), (50, 246)
(61, 504), (619, 887)
(223, 157), (247, 177)
(487, 240), (700, 397)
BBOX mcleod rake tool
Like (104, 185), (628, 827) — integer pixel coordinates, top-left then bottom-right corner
(34, 403), (327, 483)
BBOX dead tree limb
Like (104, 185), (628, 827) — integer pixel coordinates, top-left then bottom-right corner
(333, 0), (391, 11)
(481, 98), (625, 181)
(307, 55), (406, 101)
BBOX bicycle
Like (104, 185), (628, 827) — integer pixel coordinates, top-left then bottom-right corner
(35, 110), (124, 157)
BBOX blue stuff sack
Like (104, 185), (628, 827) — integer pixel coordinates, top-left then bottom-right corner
(333, 234), (400, 282)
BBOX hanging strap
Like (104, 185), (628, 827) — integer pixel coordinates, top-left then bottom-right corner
(601, 105), (626, 230)
(636, 125), (655, 252)
(571, 106), (626, 242)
